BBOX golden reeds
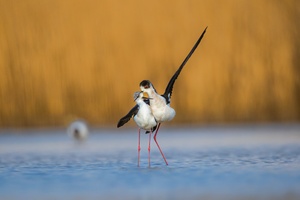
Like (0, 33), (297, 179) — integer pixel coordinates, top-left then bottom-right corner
(0, 0), (299, 127)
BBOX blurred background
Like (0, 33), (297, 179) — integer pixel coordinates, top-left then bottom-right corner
(0, 0), (299, 128)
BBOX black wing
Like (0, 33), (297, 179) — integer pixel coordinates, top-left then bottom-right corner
(162, 27), (207, 103)
(117, 104), (139, 128)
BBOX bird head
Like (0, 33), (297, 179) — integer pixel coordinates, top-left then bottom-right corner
(140, 80), (151, 89)
(140, 80), (157, 94)
(133, 91), (143, 101)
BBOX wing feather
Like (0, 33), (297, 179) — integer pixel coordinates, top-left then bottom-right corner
(162, 27), (207, 103)
(117, 105), (139, 128)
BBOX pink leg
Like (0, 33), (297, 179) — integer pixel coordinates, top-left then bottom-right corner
(154, 123), (168, 165)
(137, 128), (141, 167)
(148, 129), (152, 167)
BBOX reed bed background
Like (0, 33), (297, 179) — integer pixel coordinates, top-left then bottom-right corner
(0, 0), (299, 127)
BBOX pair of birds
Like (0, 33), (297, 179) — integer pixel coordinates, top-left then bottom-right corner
(117, 27), (207, 167)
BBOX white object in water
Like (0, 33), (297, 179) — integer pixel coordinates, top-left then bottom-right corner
(67, 120), (89, 141)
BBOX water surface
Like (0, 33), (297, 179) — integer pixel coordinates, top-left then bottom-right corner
(1, 125), (300, 200)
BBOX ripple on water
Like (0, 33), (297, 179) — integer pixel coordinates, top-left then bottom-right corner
(1, 127), (300, 199)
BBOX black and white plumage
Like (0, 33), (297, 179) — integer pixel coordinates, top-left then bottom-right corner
(140, 26), (208, 111)
(117, 91), (157, 167)
(139, 27), (207, 165)
(117, 91), (157, 132)
(117, 27), (207, 166)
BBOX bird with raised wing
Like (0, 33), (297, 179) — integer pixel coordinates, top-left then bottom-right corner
(140, 27), (207, 165)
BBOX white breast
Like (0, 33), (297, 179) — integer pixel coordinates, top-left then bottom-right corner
(134, 102), (157, 131)
(67, 120), (89, 141)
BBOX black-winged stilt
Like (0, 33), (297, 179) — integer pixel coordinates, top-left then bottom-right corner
(67, 120), (89, 142)
(117, 91), (157, 167)
(140, 27), (207, 165)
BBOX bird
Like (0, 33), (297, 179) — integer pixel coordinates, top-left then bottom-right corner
(67, 119), (89, 142)
(117, 91), (157, 167)
(139, 27), (207, 165)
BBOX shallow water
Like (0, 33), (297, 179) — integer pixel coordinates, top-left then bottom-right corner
(1, 125), (300, 200)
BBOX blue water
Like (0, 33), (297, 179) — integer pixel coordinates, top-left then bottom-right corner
(1, 125), (300, 200)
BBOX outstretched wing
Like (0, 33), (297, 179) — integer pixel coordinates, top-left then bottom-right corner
(117, 105), (139, 128)
(162, 27), (207, 103)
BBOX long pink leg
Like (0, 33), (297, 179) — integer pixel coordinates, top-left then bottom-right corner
(154, 123), (168, 165)
(148, 129), (152, 167)
(137, 128), (141, 167)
